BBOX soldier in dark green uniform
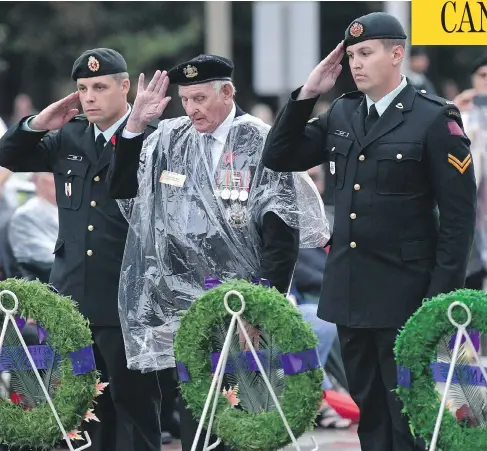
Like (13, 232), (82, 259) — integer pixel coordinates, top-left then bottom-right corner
(262, 12), (476, 451)
(0, 48), (163, 451)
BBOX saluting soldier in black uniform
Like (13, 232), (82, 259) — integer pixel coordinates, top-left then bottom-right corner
(0, 48), (162, 451)
(262, 12), (477, 451)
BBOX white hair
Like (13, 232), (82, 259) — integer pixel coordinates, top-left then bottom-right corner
(212, 80), (237, 97)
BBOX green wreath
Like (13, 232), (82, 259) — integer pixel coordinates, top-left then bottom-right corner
(0, 278), (100, 449)
(174, 279), (323, 451)
(395, 288), (487, 451)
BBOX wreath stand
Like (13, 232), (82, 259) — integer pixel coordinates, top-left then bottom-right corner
(0, 290), (92, 451)
(429, 301), (487, 451)
(191, 289), (319, 451)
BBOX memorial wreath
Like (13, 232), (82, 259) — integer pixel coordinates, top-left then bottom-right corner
(395, 288), (487, 451)
(174, 279), (324, 451)
(0, 278), (104, 449)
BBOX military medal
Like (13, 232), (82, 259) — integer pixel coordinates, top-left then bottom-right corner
(220, 170), (231, 200)
(227, 202), (248, 228)
(215, 170), (222, 197)
(239, 170), (250, 202)
(65, 182), (72, 197)
(230, 171), (240, 201)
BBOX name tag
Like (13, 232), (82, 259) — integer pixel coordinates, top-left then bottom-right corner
(160, 170), (186, 187)
(67, 155), (83, 161)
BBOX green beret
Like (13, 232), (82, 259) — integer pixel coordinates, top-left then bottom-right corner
(71, 48), (127, 81)
(344, 12), (407, 49)
(167, 54), (234, 86)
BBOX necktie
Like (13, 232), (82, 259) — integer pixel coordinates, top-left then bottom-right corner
(95, 134), (106, 158)
(203, 134), (215, 172)
(364, 104), (379, 135)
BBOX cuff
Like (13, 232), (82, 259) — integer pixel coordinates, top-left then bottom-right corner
(122, 128), (144, 139)
(21, 116), (47, 132)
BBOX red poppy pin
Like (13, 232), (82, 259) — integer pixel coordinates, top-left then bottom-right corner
(111, 135), (116, 145)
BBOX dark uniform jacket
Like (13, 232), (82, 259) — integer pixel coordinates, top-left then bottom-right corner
(263, 81), (477, 329)
(108, 105), (300, 294)
(0, 115), (157, 326)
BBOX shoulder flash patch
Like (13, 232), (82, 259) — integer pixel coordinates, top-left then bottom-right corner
(447, 109), (461, 119)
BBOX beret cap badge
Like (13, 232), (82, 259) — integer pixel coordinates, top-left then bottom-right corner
(88, 56), (100, 72)
(349, 22), (364, 38)
(183, 65), (198, 78)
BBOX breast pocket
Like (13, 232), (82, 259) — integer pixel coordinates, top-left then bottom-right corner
(54, 160), (89, 210)
(375, 143), (425, 195)
(327, 135), (353, 190)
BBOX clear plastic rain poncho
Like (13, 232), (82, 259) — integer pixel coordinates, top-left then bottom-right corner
(116, 113), (331, 372)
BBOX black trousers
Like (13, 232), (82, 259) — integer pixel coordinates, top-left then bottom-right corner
(81, 326), (162, 451)
(337, 326), (426, 451)
(465, 269), (486, 290)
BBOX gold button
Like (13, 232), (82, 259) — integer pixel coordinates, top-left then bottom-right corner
(87, 250), (93, 256)
(359, 155), (365, 161)
(396, 154), (402, 160)
(94, 176), (100, 182)
(88, 225), (94, 231)
(421, 89), (426, 93)
(350, 213), (357, 219)
(67, 169), (72, 175)
(90, 201), (97, 207)
(350, 242), (356, 248)
(354, 184), (360, 191)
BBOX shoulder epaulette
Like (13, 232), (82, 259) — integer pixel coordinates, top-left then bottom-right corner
(147, 118), (160, 129)
(338, 90), (363, 100)
(70, 114), (88, 121)
(416, 89), (452, 107)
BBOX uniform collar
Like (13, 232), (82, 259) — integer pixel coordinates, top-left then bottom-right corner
(93, 104), (131, 142)
(366, 75), (408, 116)
(203, 102), (236, 144)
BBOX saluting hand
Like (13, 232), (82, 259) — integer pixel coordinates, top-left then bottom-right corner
(126, 70), (172, 133)
(299, 41), (344, 100)
(30, 92), (80, 131)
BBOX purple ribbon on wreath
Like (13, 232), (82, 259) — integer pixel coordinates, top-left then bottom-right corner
(2, 316), (96, 375)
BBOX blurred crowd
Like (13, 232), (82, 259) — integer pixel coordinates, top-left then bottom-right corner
(1, 47), (487, 442)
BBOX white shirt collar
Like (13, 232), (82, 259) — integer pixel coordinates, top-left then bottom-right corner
(366, 75), (408, 116)
(203, 102), (236, 144)
(93, 104), (132, 142)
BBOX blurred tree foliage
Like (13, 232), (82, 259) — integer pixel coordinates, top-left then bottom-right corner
(0, 1), (483, 122)
(0, 1), (205, 120)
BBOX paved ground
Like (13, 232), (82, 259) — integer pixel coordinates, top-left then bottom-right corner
(157, 425), (360, 451)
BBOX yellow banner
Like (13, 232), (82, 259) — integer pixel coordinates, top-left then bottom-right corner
(411, 0), (487, 45)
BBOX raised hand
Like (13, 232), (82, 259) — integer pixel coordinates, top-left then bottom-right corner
(30, 92), (80, 131)
(298, 41), (344, 100)
(126, 70), (172, 133)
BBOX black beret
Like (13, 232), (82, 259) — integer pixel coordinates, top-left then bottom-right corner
(471, 54), (487, 74)
(167, 54), (234, 86)
(71, 48), (127, 81)
(344, 12), (407, 49)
